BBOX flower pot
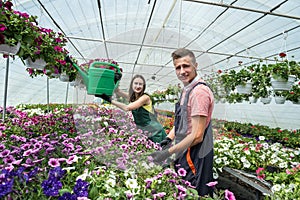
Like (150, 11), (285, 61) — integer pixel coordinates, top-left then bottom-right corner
(0, 42), (21, 55)
(249, 97), (258, 103)
(274, 96), (286, 104)
(236, 82), (252, 94)
(59, 73), (70, 82)
(292, 97), (300, 105)
(271, 75), (295, 91)
(220, 98), (226, 103)
(260, 97), (272, 104)
(25, 58), (46, 70)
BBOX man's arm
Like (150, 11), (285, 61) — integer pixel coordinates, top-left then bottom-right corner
(190, 115), (207, 146)
(167, 115), (207, 154)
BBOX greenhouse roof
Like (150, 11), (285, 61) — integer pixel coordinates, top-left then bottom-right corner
(1, 0), (300, 105)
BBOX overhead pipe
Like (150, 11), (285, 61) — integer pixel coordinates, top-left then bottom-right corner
(96, 0), (109, 58)
(131, 0), (158, 77)
(183, 0), (300, 20)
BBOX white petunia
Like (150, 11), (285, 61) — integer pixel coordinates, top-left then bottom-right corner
(258, 136), (265, 141)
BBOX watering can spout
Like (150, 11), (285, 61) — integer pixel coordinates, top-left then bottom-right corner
(65, 55), (89, 87)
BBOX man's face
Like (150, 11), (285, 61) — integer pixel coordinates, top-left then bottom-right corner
(173, 55), (197, 86)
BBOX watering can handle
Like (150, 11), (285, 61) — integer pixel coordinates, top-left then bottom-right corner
(114, 72), (122, 84)
(65, 55), (74, 65)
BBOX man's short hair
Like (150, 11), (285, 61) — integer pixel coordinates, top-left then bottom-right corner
(171, 48), (196, 64)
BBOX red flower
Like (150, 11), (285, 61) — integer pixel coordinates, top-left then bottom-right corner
(279, 52), (287, 58)
(278, 129), (282, 133)
(217, 69), (222, 74)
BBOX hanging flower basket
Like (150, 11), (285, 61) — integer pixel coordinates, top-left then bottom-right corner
(25, 58), (46, 70)
(59, 73), (70, 82)
(236, 82), (252, 94)
(271, 75), (295, 91)
(249, 97), (258, 104)
(0, 42), (21, 55)
(260, 97), (272, 104)
(274, 96), (286, 104)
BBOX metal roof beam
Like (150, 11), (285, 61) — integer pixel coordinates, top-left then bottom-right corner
(183, 0), (300, 20)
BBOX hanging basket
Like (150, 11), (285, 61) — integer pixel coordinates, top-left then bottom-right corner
(271, 75), (295, 91)
(274, 96), (286, 104)
(260, 97), (272, 104)
(59, 73), (70, 82)
(0, 42), (21, 55)
(25, 58), (47, 70)
(236, 82), (252, 94)
(249, 97), (258, 104)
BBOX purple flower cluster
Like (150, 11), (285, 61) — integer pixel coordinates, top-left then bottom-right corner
(0, 166), (39, 198)
(42, 167), (66, 196)
(57, 179), (89, 200)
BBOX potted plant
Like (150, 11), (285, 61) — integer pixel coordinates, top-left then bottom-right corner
(234, 66), (253, 94)
(219, 70), (236, 92)
(285, 83), (300, 104)
(289, 59), (300, 81)
(0, 0), (38, 55)
(269, 53), (296, 91)
(273, 90), (288, 104)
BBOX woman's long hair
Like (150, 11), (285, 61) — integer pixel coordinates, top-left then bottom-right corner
(128, 74), (146, 102)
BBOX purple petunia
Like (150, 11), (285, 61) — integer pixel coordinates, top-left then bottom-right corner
(58, 192), (77, 200)
(73, 179), (89, 197)
(41, 177), (62, 197)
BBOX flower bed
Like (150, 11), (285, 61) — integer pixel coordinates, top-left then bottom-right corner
(1, 104), (299, 199)
(0, 105), (202, 199)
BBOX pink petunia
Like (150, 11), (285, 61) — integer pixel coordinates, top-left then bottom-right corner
(0, 24), (7, 32)
(48, 158), (60, 167)
(177, 168), (187, 177)
(206, 181), (218, 187)
(225, 189), (236, 200)
(0, 149), (11, 157)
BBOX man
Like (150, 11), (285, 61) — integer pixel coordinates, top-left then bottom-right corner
(151, 48), (214, 197)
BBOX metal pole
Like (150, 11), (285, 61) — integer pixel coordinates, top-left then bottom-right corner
(47, 77), (50, 112)
(65, 82), (69, 104)
(2, 57), (9, 121)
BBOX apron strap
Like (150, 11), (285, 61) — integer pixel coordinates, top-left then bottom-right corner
(186, 148), (196, 175)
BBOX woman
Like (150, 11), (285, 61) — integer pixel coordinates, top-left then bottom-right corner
(100, 74), (167, 143)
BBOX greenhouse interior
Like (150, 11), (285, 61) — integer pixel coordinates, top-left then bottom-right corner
(0, 0), (299, 199)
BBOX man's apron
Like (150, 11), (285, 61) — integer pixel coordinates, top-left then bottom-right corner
(174, 82), (214, 197)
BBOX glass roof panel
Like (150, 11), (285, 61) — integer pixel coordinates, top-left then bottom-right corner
(1, 0), (300, 105)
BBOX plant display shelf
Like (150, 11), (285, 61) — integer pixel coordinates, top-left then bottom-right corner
(218, 167), (273, 200)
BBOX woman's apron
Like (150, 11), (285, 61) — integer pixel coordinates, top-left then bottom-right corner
(174, 82), (214, 197)
(132, 106), (166, 143)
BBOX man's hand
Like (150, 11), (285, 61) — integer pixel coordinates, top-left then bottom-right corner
(159, 137), (172, 150)
(96, 94), (112, 103)
(150, 149), (171, 164)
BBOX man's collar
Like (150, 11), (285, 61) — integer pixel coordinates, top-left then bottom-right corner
(183, 75), (201, 91)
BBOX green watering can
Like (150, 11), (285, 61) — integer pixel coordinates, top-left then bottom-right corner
(65, 56), (122, 96)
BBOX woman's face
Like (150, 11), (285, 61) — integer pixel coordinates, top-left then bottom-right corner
(132, 77), (144, 93)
